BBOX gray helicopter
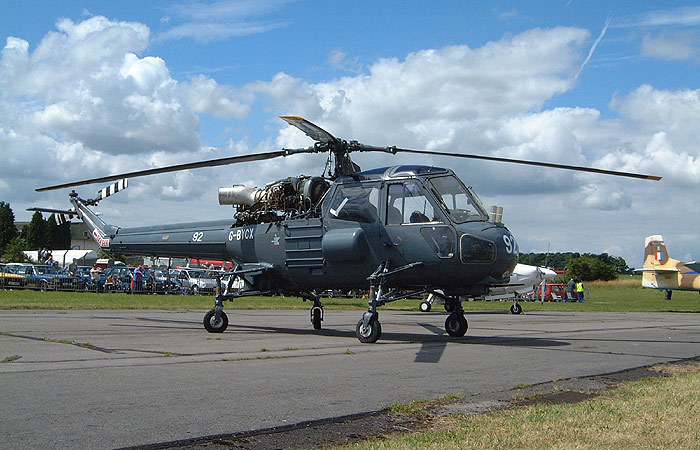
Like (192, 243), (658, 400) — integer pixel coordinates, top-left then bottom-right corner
(36, 116), (660, 343)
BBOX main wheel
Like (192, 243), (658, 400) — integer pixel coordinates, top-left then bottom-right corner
(203, 309), (228, 333)
(311, 307), (322, 330)
(419, 301), (432, 312)
(510, 303), (523, 315)
(356, 317), (382, 343)
(445, 313), (468, 337)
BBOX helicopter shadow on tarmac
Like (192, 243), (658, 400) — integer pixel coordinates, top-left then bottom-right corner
(209, 320), (569, 364)
(99, 313), (568, 364)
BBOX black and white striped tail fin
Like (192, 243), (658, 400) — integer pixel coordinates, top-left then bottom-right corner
(97, 178), (128, 201)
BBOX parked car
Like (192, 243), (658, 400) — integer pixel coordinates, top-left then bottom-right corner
(13, 264), (80, 291)
(536, 283), (569, 301)
(0, 263), (27, 289)
(150, 270), (182, 294)
(174, 269), (219, 295)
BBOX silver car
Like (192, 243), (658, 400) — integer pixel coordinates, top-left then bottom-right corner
(174, 269), (219, 295)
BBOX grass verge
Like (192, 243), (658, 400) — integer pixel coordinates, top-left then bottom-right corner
(2, 278), (699, 312)
(334, 361), (700, 449)
(1, 276), (699, 311)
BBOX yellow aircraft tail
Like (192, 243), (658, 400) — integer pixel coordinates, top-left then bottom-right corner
(640, 235), (700, 292)
(641, 235), (679, 289)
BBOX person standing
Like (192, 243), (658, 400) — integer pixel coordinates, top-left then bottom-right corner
(68, 258), (78, 276)
(576, 280), (585, 302)
(566, 278), (576, 302)
(132, 265), (145, 294)
(90, 264), (103, 292)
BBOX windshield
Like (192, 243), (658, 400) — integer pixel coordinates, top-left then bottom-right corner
(429, 175), (487, 223)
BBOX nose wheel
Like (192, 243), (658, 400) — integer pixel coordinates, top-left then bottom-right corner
(510, 302), (523, 314)
(356, 315), (381, 343)
(203, 309), (228, 333)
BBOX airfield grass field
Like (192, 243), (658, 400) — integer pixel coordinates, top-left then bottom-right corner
(1, 276), (698, 312)
(334, 360), (700, 450)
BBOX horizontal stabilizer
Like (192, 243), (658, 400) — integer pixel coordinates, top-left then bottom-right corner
(683, 262), (700, 272)
(635, 268), (679, 274)
(27, 207), (77, 225)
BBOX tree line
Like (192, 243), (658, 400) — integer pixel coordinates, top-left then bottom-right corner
(519, 251), (631, 282)
(0, 202), (72, 262)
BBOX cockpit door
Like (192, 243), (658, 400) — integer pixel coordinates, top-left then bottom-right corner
(381, 181), (457, 282)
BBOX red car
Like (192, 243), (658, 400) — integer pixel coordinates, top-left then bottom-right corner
(536, 283), (570, 301)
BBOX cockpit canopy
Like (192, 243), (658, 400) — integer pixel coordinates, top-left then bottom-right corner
(324, 166), (488, 225)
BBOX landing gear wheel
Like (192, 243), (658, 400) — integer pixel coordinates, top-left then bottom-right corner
(203, 309), (228, 333)
(445, 313), (468, 337)
(311, 307), (322, 330)
(510, 303), (523, 315)
(356, 317), (382, 343)
(419, 301), (432, 312)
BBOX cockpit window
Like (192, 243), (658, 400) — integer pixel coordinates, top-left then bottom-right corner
(386, 182), (442, 225)
(429, 175), (488, 223)
(325, 183), (380, 223)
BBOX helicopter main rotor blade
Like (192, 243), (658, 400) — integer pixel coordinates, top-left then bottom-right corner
(392, 148), (662, 181)
(280, 116), (338, 144)
(36, 150), (288, 192)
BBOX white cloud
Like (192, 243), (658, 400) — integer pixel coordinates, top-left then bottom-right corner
(641, 30), (700, 61)
(154, 0), (291, 43)
(182, 75), (251, 118)
(614, 6), (700, 28)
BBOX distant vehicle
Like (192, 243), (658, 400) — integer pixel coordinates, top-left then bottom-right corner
(13, 264), (79, 291)
(73, 266), (94, 289)
(174, 269), (219, 295)
(150, 269), (182, 294)
(536, 283), (568, 302)
(637, 235), (700, 299)
(95, 258), (125, 269)
(0, 263), (27, 289)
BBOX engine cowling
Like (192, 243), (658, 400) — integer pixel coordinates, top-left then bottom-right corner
(218, 176), (330, 225)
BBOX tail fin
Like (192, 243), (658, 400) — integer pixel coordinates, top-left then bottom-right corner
(641, 235), (679, 290)
(69, 192), (119, 249)
(643, 235), (671, 269)
(33, 179), (127, 250)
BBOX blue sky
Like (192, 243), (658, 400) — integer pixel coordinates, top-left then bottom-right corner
(1, 0), (699, 266)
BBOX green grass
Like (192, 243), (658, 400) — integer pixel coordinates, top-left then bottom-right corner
(1, 277), (698, 312)
(334, 361), (700, 450)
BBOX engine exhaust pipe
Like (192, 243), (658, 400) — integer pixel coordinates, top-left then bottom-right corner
(218, 186), (270, 206)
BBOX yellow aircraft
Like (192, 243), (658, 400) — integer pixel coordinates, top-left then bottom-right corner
(639, 235), (700, 299)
